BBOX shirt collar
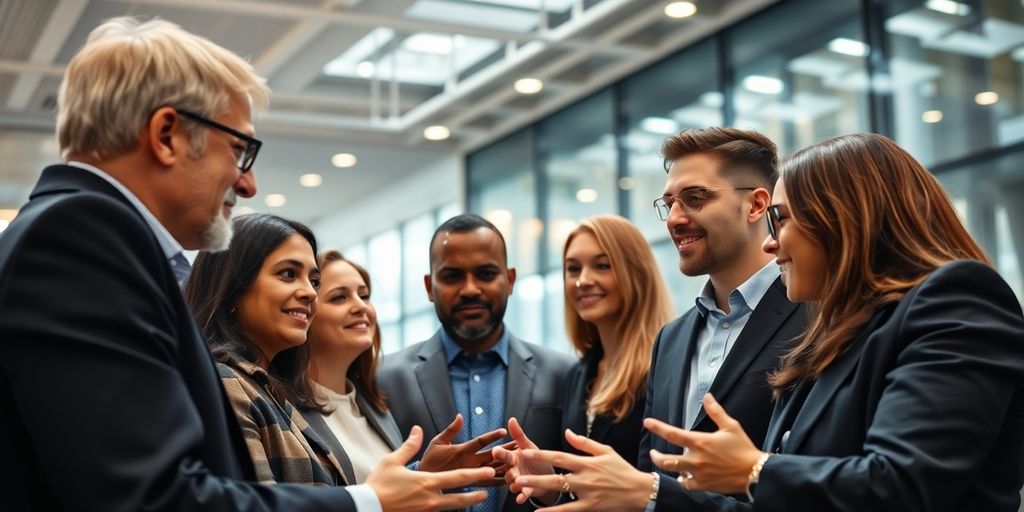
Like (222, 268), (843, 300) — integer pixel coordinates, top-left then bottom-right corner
(439, 325), (510, 366)
(66, 161), (184, 260)
(695, 260), (780, 317)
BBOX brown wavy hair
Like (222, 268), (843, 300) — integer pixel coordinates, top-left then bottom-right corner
(769, 133), (989, 394)
(563, 215), (674, 421)
(306, 250), (388, 413)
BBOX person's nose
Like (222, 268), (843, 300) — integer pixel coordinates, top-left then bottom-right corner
(234, 168), (256, 198)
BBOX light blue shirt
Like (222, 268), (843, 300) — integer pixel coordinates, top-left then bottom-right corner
(683, 261), (780, 428)
(65, 162), (382, 512)
(440, 327), (510, 512)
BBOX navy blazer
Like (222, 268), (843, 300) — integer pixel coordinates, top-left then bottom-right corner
(378, 330), (574, 512)
(638, 277), (806, 511)
(657, 261), (1024, 511)
(0, 166), (356, 510)
(561, 348), (645, 462)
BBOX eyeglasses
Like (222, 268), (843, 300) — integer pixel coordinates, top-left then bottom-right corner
(177, 109), (261, 173)
(653, 187), (758, 221)
(765, 204), (785, 240)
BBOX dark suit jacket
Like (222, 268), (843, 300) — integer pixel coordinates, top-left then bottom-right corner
(656, 261), (1024, 511)
(0, 165), (355, 511)
(561, 348), (645, 462)
(301, 384), (404, 484)
(377, 330), (574, 511)
(637, 277), (806, 511)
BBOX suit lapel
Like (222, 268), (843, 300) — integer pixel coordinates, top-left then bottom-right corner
(299, 409), (356, 485)
(692, 278), (796, 429)
(358, 393), (404, 451)
(670, 309), (702, 430)
(414, 334), (458, 435)
(505, 337), (537, 426)
(783, 305), (893, 453)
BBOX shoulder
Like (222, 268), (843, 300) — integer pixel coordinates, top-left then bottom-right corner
(513, 337), (575, 369)
(379, 340), (430, 369)
(904, 260), (1019, 313)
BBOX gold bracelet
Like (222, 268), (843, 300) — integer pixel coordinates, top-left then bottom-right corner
(745, 452), (771, 502)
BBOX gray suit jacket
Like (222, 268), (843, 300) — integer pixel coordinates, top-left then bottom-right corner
(377, 329), (574, 512)
(300, 386), (404, 485)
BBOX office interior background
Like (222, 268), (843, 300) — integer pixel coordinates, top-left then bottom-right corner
(0, 0), (1021, 356)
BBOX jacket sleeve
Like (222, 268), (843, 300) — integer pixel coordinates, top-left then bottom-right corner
(0, 195), (356, 512)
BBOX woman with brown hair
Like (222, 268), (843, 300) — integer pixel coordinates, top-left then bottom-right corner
(626, 132), (1024, 511)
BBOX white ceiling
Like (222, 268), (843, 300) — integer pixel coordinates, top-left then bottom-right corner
(0, 0), (777, 223)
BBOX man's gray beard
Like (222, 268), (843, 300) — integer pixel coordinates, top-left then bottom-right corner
(200, 214), (233, 252)
(451, 319), (498, 342)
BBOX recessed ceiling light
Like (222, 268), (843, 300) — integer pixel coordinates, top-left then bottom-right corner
(356, 61), (375, 78)
(403, 33), (454, 55)
(618, 177), (635, 190)
(514, 77), (544, 95)
(424, 125), (451, 141)
(975, 91), (999, 105)
(827, 38), (869, 57)
(743, 75), (784, 95)
(664, 1), (697, 18)
(300, 173), (323, 187)
(265, 194), (287, 208)
(331, 153), (358, 168)
(576, 188), (598, 203)
(925, 0), (970, 16)
(640, 117), (678, 135)
(922, 110), (943, 123)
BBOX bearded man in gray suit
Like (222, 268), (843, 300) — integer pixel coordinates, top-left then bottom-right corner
(379, 213), (574, 512)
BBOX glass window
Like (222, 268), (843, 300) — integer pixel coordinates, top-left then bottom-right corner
(379, 321), (402, 355)
(506, 273), (545, 347)
(543, 270), (572, 354)
(879, 0), (1024, 166)
(367, 229), (402, 325)
(934, 150), (1024, 305)
(650, 239), (703, 314)
(468, 129), (541, 275)
(342, 243), (367, 267)
(727, 0), (870, 153)
(402, 213), (435, 312)
(621, 39), (722, 240)
(539, 89), (618, 269)
(403, 310), (439, 346)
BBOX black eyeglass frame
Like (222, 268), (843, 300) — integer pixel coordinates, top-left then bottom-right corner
(652, 187), (759, 221)
(766, 204), (785, 240)
(176, 109), (261, 173)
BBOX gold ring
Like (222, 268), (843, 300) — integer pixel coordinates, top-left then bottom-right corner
(559, 474), (571, 494)
(682, 472), (694, 491)
(668, 458), (679, 469)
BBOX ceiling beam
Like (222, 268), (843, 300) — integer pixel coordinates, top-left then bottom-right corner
(5, 0), (87, 110)
(104, 0), (646, 58)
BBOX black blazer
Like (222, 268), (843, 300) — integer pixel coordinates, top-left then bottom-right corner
(637, 277), (806, 511)
(377, 330), (574, 511)
(658, 261), (1024, 511)
(0, 166), (355, 511)
(561, 348), (645, 462)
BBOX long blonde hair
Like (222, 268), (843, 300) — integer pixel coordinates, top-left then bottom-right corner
(563, 215), (674, 421)
(769, 133), (989, 394)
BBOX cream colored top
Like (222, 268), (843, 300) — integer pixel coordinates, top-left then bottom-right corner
(314, 381), (392, 483)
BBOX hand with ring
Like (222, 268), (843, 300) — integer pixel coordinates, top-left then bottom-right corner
(645, 394), (764, 494)
(510, 429), (653, 512)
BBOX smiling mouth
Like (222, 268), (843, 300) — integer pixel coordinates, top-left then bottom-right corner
(285, 310), (309, 321)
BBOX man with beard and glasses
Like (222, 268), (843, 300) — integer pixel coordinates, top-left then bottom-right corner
(490, 128), (807, 512)
(0, 17), (494, 512)
(379, 213), (574, 512)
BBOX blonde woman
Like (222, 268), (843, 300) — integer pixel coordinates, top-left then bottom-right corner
(560, 215), (673, 460)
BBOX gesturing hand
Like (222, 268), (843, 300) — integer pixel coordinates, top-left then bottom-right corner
(420, 413), (510, 487)
(367, 425), (496, 512)
(491, 417), (557, 504)
(646, 394), (764, 494)
(510, 428), (652, 512)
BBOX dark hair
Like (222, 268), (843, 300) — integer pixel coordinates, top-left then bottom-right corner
(660, 127), (778, 189)
(184, 213), (324, 413)
(768, 133), (988, 394)
(429, 213), (508, 268)
(307, 250), (389, 413)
